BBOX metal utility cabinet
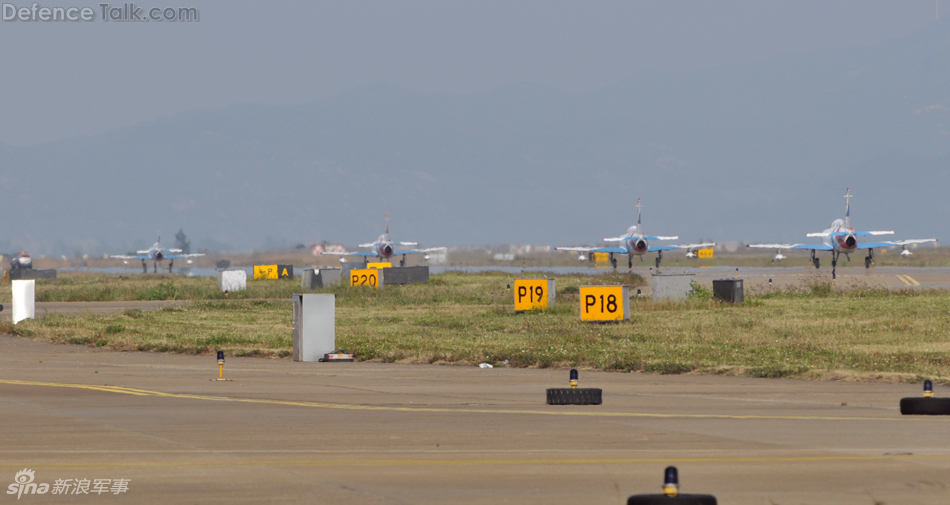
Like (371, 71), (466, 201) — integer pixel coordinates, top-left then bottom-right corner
(292, 294), (336, 362)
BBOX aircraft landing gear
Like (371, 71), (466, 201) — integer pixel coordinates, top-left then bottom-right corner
(831, 251), (838, 284)
(153, 261), (158, 273)
(609, 253), (617, 269)
(628, 255), (633, 269)
(865, 248), (874, 269)
(168, 259), (174, 273)
(400, 255), (406, 267)
(811, 250), (820, 269)
(141, 259), (147, 273)
(655, 250), (663, 269)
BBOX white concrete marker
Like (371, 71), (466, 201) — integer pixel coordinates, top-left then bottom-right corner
(218, 269), (247, 292)
(12, 279), (35, 324)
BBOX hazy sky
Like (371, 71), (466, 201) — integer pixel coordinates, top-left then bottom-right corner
(0, 0), (942, 146)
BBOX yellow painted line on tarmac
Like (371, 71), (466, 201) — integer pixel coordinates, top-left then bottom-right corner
(0, 379), (926, 423)
(896, 274), (920, 286)
(3, 454), (950, 472)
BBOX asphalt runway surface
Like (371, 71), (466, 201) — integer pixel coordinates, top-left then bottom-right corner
(624, 265), (950, 296)
(2, 336), (950, 504)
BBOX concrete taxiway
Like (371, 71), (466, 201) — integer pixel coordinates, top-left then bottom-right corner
(1, 336), (949, 504)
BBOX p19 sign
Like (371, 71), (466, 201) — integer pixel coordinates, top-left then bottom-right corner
(513, 279), (554, 312)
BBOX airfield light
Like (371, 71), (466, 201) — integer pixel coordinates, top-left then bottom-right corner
(924, 379), (933, 398)
(217, 351), (225, 380)
(569, 369), (578, 389)
(663, 466), (679, 497)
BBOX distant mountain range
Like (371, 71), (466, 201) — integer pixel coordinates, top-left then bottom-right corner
(2, 18), (948, 254)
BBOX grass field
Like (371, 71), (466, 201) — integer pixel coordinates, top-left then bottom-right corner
(2, 272), (950, 382)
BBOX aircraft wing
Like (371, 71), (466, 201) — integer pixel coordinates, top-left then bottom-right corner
(602, 236), (626, 242)
(110, 254), (150, 260)
(827, 231), (894, 237)
(556, 246), (628, 253)
(808, 231), (894, 237)
(642, 236), (678, 241)
(393, 247), (447, 255)
(859, 239), (936, 250)
(889, 239), (938, 246)
(321, 250), (380, 257)
(394, 242), (418, 246)
(748, 243), (834, 251)
(164, 253), (206, 260)
(648, 242), (714, 252)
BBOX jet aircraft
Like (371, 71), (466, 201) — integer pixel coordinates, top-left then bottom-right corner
(110, 232), (205, 273)
(321, 214), (446, 266)
(748, 189), (936, 278)
(557, 199), (715, 268)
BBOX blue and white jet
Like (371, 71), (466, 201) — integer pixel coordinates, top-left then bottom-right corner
(321, 214), (447, 266)
(557, 199), (715, 268)
(748, 188), (936, 277)
(110, 231), (205, 273)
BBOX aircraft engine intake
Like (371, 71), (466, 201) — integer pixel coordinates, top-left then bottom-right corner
(383, 245), (393, 256)
(635, 239), (647, 252)
(844, 234), (857, 248)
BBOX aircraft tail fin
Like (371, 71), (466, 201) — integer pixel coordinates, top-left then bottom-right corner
(844, 188), (852, 229)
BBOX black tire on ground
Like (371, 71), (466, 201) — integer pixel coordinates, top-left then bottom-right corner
(628, 493), (717, 505)
(546, 388), (602, 405)
(900, 397), (950, 415)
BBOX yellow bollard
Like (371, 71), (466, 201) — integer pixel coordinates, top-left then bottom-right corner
(212, 351), (232, 381)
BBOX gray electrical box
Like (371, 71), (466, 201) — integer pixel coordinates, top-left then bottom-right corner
(712, 279), (744, 304)
(292, 294), (336, 362)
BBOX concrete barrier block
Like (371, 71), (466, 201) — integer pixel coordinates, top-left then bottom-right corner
(218, 269), (247, 292)
(302, 268), (344, 290)
(292, 293), (335, 362)
(713, 279), (744, 304)
(383, 266), (429, 285)
(651, 272), (695, 301)
(9, 269), (56, 281)
(12, 279), (35, 324)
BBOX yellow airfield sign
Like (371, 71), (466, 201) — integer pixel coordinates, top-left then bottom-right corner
(367, 262), (392, 269)
(254, 265), (278, 280)
(254, 264), (293, 280)
(350, 269), (382, 288)
(697, 249), (714, 259)
(513, 278), (555, 311)
(579, 285), (629, 321)
(592, 252), (610, 268)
